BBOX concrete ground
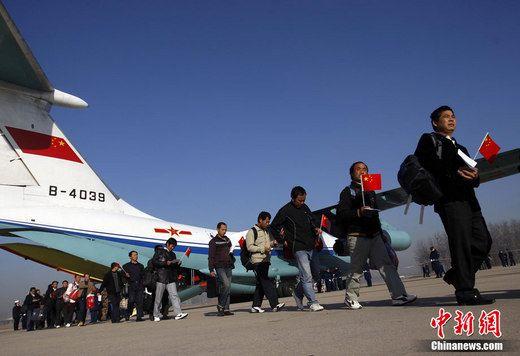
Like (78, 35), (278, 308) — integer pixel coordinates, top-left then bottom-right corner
(1, 266), (518, 355)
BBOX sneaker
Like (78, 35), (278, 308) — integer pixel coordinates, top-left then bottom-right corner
(136, 318), (144, 322)
(174, 312), (188, 320)
(251, 307), (265, 313)
(292, 292), (304, 310)
(345, 299), (363, 310)
(153, 317), (160, 322)
(309, 303), (324, 312)
(272, 302), (286, 312)
(392, 294), (417, 306)
(55, 325), (60, 329)
(65, 323), (71, 328)
(223, 310), (234, 316)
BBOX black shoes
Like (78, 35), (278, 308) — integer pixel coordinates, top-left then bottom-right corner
(456, 289), (495, 306)
(218, 310), (234, 316)
(443, 268), (457, 286)
(136, 318), (145, 322)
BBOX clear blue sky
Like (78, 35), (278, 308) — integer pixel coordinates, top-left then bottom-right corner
(1, 1), (519, 318)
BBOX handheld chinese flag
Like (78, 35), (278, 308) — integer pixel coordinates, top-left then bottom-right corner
(361, 174), (382, 191)
(320, 214), (331, 232)
(184, 247), (192, 258)
(478, 133), (500, 164)
(238, 236), (246, 248)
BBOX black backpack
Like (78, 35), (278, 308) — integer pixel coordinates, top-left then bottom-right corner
(397, 134), (443, 206)
(142, 260), (158, 291)
(240, 227), (258, 271)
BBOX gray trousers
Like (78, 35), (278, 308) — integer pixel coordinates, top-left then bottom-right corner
(345, 234), (407, 302)
(154, 282), (182, 318)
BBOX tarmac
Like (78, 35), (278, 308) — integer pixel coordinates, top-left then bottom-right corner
(1, 266), (518, 356)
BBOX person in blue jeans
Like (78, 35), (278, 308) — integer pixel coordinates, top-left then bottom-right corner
(271, 186), (324, 311)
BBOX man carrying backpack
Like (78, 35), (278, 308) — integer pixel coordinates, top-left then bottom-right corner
(271, 186), (324, 312)
(414, 105), (494, 305)
(337, 161), (416, 309)
(246, 211), (286, 313)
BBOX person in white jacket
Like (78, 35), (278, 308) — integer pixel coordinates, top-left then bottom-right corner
(63, 275), (81, 327)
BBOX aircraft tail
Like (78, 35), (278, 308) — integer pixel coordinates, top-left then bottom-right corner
(0, 2), (152, 218)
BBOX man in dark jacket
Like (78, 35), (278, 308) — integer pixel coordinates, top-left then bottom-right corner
(100, 262), (125, 323)
(152, 238), (188, 321)
(23, 287), (42, 331)
(271, 186), (324, 312)
(506, 249), (516, 266)
(430, 247), (443, 278)
(54, 280), (68, 328)
(44, 281), (58, 328)
(337, 162), (416, 309)
(123, 250), (145, 322)
(208, 222), (235, 316)
(415, 105), (493, 305)
(12, 300), (22, 330)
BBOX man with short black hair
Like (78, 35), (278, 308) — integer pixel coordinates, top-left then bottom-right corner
(23, 287), (42, 331)
(246, 211), (285, 313)
(54, 280), (68, 328)
(43, 280), (58, 328)
(123, 250), (145, 322)
(100, 262), (125, 323)
(152, 238), (188, 321)
(414, 105), (494, 305)
(271, 186), (324, 312)
(209, 222), (234, 316)
(337, 161), (416, 309)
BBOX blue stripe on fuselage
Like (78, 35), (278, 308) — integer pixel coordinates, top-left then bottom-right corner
(0, 218), (334, 257)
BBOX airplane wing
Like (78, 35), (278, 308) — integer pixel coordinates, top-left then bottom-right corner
(0, 242), (106, 281)
(313, 148), (520, 217)
(0, 2), (53, 92)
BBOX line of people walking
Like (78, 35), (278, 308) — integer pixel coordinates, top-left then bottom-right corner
(11, 104), (502, 329)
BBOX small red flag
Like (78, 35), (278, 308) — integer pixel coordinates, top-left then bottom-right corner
(185, 247), (192, 257)
(361, 173), (382, 191)
(238, 236), (246, 248)
(479, 134), (500, 164)
(5, 126), (82, 163)
(320, 214), (331, 231)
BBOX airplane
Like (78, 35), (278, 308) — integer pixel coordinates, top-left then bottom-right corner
(0, 2), (519, 301)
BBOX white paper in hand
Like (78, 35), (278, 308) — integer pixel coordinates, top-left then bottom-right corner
(457, 149), (477, 168)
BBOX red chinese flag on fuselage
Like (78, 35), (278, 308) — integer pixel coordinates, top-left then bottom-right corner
(320, 214), (331, 231)
(479, 134), (500, 164)
(5, 126), (82, 163)
(361, 173), (382, 191)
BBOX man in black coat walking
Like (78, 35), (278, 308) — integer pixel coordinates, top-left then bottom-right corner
(100, 262), (125, 323)
(123, 251), (145, 322)
(23, 287), (42, 331)
(415, 105), (494, 305)
(44, 281), (58, 328)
